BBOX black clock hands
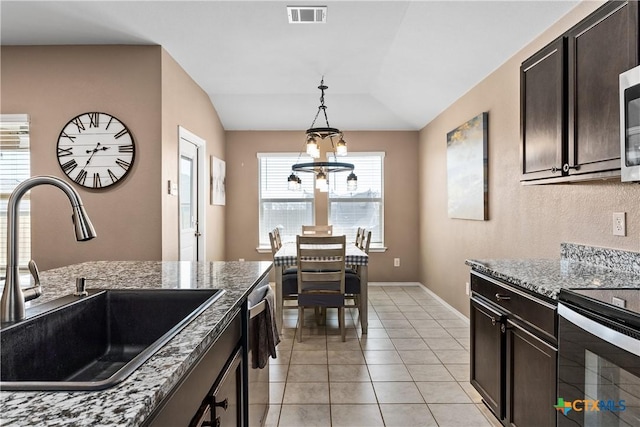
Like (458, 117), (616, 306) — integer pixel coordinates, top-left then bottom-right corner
(84, 143), (110, 167)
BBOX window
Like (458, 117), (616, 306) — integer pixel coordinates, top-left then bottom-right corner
(258, 153), (314, 247)
(0, 115), (30, 277)
(329, 152), (384, 246)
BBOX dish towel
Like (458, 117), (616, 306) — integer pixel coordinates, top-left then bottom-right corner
(252, 286), (281, 369)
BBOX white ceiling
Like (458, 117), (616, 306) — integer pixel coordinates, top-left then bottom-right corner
(1, 1), (579, 131)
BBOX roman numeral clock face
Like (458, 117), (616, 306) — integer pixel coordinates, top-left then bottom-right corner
(56, 112), (135, 189)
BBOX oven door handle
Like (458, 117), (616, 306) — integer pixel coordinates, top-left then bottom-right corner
(558, 303), (640, 357)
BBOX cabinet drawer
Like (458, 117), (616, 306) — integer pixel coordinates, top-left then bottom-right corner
(471, 272), (556, 339)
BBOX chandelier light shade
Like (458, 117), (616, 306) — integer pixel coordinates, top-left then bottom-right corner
(289, 78), (357, 191)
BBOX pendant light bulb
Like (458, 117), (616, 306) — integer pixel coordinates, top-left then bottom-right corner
(347, 172), (358, 191)
(336, 138), (348, 156)
(315, 170), (327, 190)
(306, 136), (319, 158)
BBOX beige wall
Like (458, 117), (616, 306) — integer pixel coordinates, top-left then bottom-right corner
(418, 0), (640, 317)
(225, 130), (420, 281)
(1, 45), (226, 271)
(160, 50), (226, 261)
(1, 45), (163, 270)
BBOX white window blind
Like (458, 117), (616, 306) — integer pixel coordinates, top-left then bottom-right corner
(329, 152), (384, 246)
(258, 153), (315, 247)
(0, 114), (30, 277)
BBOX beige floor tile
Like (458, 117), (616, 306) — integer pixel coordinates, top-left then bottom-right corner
(399, 305), (428, 312)
(447, 327), (471, 339)
(367, 364), (413, 381)
(376, 311), (407, 320)
(380, 319), (413, 329)
(459, 381), (484, 403)
(409, 319), (441, 328)
(363, 350), (403, 364)
(423, 337), (464, 350)
(283, 382), (330, 404)
(270, 382), (285, 404)
(269, 364), (289, 382)
(379, 404), (438, 427)
(360, 338), (396, 350)
(329, 382), (378, 404)
(359, 328), (389, 338)
(476, 403), (503, 427)
(374, 305), (401, 313)
(327, 337), (361, 350)
(407, 364), (456, 382)
(331, 404), (384, 427)
(373, 381), (425, 403)
(327, 350), (366, 365)
(403, 311), (435, 320)
(397, 349), (441, 365)
(292, 336), (327, 351)
(271, 349), (291, 365)
(328, 364), (371, 382)
(391, 338), (429, 351)
(433, 349), (470, 364)
(367, 319), (384, 328)
(445, 363), (470, 381)
(278, 404), (331, 427)
(287, 364), (328, 383)
(436, 318), (470, 329)
(415, 327), (452, 339)
(416, 381), (473, 403)
(428, 403), (491, 426)
(385, 328), (420, 338)
(290, 350), (328, 365)
(428, 310), (462, 320)
(277, 338), (295, 350)
(263, 404), (281, 427)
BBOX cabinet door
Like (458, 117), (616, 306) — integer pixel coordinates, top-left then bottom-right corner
(212, 349), (243, 427)
(567, 0), (639, 175)
(521, 37), (566, 181)
(506, 320), (557, 427)
(470, 297), (505, 421)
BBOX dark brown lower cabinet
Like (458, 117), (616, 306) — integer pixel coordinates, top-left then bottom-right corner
(470, 297), (505, 420)
(470, 272), (558, 427)
(506, 320), (558, 427)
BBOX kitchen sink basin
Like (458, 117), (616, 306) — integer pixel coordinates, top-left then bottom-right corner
(0, 288), (224, 391)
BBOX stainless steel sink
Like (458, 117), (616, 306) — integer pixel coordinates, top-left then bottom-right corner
(0, 288), (224, 391)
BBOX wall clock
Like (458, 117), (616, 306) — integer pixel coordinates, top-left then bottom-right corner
(56, 112), (135, 189)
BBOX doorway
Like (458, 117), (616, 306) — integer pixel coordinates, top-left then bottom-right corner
(178, 126), (206, 262)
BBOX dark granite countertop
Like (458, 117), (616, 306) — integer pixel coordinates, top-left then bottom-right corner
(0, 260), (272, 427)
(466, 243), (640, 300)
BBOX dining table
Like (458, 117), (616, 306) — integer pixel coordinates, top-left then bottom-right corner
(272, 241), (369, 335)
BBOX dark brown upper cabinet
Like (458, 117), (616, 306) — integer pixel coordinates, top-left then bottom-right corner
(521, 0), (639, 184)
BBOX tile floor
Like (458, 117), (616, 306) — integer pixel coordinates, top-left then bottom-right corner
(263, 284), (502, 427)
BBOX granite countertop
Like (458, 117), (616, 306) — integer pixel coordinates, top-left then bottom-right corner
(466, 243), (640, 300)
(0, 260), (272, 427)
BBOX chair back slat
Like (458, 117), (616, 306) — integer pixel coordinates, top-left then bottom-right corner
(301, 224), (333, 236)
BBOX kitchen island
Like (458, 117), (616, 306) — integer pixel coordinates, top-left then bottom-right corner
(0, 260), (272, 426)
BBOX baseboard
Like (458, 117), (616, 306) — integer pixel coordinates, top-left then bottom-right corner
(417, 283), (470, 324)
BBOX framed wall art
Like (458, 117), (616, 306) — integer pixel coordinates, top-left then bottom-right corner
(210, 155), (226, 206)
(446, 112), (488, 220)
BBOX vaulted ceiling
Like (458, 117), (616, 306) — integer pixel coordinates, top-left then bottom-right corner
(1, 1), (579, 131)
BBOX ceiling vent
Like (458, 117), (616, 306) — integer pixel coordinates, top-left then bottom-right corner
(287, 6), (327, 24)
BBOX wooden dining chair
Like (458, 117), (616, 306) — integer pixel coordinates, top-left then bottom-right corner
(269, 228), (298, 311)
(296, 235), (347, 342)
(301, 224), (333, 236)
(345, 230), (371, 328)
(355, 227), (365, 248)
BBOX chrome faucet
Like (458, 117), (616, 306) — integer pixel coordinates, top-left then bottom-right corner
(1, 176), (97, 322)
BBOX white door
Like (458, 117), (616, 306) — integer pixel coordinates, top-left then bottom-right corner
(179, 127), (206, 261)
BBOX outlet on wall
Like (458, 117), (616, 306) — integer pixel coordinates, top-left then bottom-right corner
(613, 212), (626, 236)
(393, 258), (400, 267)
(465, 282), (470, 296)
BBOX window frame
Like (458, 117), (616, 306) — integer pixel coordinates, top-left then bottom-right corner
(328, 151), (385, 248)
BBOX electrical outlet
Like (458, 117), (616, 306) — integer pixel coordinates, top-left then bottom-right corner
(613, 212), (626, 236)
(612, 296), (626, 308)
(465, 282), (470, 296)
(238, 258), (245, 262)
(393, 258), (400, 267)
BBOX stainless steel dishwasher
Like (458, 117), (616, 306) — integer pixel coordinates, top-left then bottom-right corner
(247, 285), (271, 426)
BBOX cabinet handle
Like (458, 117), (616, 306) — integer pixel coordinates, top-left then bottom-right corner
(214, 398), (229, 411)
(495, 293), (511, 302)
(562, 163), (580, 173)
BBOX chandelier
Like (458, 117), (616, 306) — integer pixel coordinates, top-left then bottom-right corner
(288, 78), (357, 192)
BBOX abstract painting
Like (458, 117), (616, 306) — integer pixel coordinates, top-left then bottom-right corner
(446, 112), (488, 220)
(210, 156), (226, 205)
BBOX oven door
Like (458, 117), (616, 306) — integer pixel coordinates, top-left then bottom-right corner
(557, 303), (640, 426)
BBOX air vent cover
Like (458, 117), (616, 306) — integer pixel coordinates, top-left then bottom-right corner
(287, 6), (327, 24)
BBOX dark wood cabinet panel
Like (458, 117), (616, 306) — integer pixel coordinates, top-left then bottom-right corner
(470, 298), (505, 420)
(520, 38), (566, 181)
(520, 0), (639, 184)
(507, 320), (558, 427)
(567, 0), (639, 175)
